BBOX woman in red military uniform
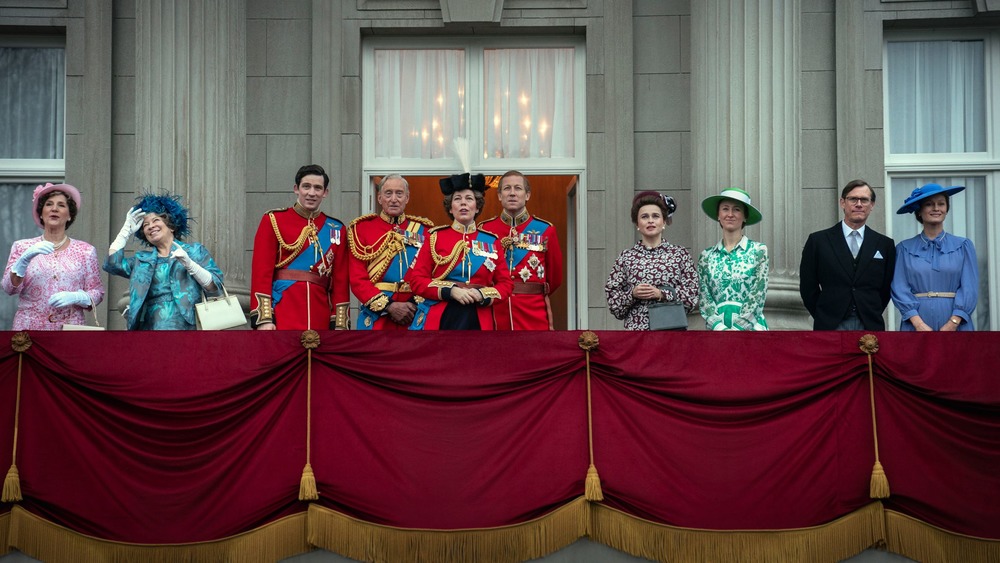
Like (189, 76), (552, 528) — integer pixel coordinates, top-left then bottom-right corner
(405, 173), (513, 330)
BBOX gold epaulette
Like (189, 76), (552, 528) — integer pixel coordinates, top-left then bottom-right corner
(428, 224), (450, 234)
(264, 207), (289, 215)
(408, 215), (435, 227)
(477, 228), (500, 240)
(348, 213), (378, 228)
(478, 215), (501, 227)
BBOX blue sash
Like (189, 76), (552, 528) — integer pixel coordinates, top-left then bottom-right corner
(507, 218), (548, 269)
(272, 218), (342, 305)
(409, 229), (495, 330)
(358, 223), (426, 330)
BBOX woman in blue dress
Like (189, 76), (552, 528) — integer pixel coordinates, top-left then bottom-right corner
(104, 193), (224, 330)
(891, 183), (978, 331)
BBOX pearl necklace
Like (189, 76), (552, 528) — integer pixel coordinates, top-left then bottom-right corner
(47, 236), (69, 250)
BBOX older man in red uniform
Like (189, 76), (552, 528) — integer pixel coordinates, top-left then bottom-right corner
(347, 174), (433, 330)
(250, 164), (350, 330)
(479, 170), (563, 330)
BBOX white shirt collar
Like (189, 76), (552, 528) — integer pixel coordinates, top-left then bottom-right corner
(841, 221), (867, 240)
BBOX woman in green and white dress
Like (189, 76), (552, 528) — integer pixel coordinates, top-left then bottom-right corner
(697, 187), (769, 331)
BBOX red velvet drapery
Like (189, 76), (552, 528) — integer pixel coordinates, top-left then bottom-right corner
(1, 331), (998, 561)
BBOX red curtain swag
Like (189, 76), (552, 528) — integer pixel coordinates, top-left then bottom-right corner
(0, 330), (997, 562)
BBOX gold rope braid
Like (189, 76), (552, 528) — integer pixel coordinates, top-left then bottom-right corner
(428, 231), (468, 281)
(860, 334), (890, 499)
(347, 223), (406, 283)
(269, 213), (317, 269)
(3, 332), (31, 503)
(578, 331), (603, 502)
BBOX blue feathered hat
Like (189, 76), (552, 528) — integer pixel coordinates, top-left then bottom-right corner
(134, 192), (192, 245)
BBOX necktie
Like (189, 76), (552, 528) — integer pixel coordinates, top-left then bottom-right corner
(848, 230), (860, 259)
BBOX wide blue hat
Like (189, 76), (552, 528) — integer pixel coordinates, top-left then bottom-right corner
(896, 183), (965, 215)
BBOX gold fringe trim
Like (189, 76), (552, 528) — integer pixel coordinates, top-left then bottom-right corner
(584, 464), (603, 502)
(299, 462), (319, 501)
(8, 505), (311, 563)
(885, 509), (1000, 563)
(869, 460), (890, 499)
(308, 496), (589, 563)
(0, 511), (10, 556)
(2, 464), (21, 503)
(590, 502), (888, 563)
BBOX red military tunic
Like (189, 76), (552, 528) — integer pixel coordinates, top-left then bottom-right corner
(404, 222), (513, 330)
(347, 211), (433, 330)
(250, 204), (350, 330)
(480, 210), (563, 330)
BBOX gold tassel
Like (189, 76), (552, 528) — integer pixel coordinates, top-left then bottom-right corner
(299, 331), (321, 502)
(578, 331), (604, 503)
(860, 334), (891, 499)
(585, 464), (604, 502)
(869, 460), (890, 499)
(298, 462), (318, 501)
(5, 333), (31, 505)
(2, 463), (21, 503)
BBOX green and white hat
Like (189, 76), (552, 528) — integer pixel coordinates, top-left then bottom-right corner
(701, 187), (763, 226)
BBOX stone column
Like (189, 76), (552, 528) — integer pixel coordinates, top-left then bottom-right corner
(135, 0), (248, 289)
(691, 0), (804, 327)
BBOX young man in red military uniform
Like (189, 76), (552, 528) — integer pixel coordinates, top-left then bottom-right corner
(347, 174), (433, 330)
(479, 170), (563, 330)
(405, 173), (513, 330)
(250, 164), (350, 330)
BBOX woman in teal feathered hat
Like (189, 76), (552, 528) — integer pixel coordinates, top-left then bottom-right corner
(890, 183), (978, 331)
(103, 192), (224, 330)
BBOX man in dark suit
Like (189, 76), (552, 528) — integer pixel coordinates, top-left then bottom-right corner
(800, 179), (896, 330)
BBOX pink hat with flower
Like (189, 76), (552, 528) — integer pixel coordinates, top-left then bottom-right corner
(32, 183), (82, 229)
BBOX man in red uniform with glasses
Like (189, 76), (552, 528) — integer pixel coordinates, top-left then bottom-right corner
(479, 170), (563, 330)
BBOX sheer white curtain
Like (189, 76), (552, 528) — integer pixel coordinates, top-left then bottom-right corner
(483, 48), (575, 159)
(0, 47), (65, 329)
(0, 47), (65, 158)
(886, 40), (985, 154)
(889, 177), (990, 330)
(374, 49), (466, 160)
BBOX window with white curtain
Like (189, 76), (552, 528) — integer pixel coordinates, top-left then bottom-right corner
(0, 39), (66, 329)
(884, 31), (999, 330)
(364, 38), (584, 171)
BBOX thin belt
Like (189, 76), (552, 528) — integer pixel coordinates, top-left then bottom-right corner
(375, 281), (411, 293)
(275, 269), (330, 288)
(914, 292), (956, 298)
(512, 281), (547, 295)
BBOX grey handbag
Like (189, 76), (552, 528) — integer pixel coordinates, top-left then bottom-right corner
(647, 282), (688, 331)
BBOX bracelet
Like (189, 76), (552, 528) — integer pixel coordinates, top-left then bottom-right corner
(950, 317), (960, 325)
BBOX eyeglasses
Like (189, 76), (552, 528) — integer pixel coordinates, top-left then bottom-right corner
(845, 197), (872, 205)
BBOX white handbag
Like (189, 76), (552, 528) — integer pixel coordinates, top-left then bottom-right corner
(195, 285), (248, 330)
(62, 295), (106, 331)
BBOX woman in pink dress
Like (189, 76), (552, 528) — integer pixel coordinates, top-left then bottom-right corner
(2, 183), (105, 330)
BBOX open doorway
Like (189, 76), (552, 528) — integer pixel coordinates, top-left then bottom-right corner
(369, 174), (576, 330)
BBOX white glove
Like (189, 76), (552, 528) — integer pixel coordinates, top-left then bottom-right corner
(109, 207), (146, 254)
(12, 240), (55, 277)
(170, 242), (213, 288)
(48, 290), (92, 309)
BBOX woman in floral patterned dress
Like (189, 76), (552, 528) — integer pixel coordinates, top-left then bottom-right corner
(697, 187), (769, 331)
(3, 183), (105, 330)
(604, 191), (699, 330)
